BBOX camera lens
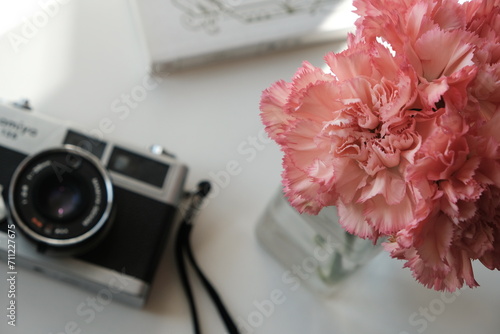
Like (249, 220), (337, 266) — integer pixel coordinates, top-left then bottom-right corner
(34, 173), (88, 222)
(9, 146), (114, 251)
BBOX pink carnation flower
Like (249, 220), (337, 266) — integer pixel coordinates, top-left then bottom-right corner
(260, 0), (500, 292)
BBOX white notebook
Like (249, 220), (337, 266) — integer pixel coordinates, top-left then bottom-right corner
(130, 0), (356, 73)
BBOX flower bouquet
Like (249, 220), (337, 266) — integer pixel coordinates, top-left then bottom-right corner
(259, 0), (500, 292)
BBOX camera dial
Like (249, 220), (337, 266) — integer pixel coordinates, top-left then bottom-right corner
(8, 146), (114, 252)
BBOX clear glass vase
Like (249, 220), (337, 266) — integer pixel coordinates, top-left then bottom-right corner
(256, 187), (383, 296)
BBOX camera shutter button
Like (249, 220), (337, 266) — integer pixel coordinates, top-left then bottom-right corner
(150, 144), (176, 159)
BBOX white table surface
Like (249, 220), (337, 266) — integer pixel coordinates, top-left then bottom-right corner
(0, 1), (498, 333)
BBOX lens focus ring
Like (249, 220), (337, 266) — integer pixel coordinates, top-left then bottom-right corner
(8, 146), (113, 248)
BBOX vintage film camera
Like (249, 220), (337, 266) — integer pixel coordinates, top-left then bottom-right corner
(0, 101), (188, 307)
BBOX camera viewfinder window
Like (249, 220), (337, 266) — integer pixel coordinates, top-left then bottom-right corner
(108, 147), (169, 188)
(64, 130), (107, 159)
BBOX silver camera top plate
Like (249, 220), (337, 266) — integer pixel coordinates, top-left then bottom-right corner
(0, 102), (188, 207)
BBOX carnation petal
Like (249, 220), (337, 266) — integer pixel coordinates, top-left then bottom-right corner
(415, 213), (454, 271)
(359, 169), (406, 204)
(364, 192), (414, 234)
(337, 201), (376, 239)
(260, 80), (294, 142)
(414, 28), (475, 81)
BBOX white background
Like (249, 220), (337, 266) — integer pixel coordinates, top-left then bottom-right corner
(0, 1), (498, 333)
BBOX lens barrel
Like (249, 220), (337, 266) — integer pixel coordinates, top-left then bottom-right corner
(9, 146), (114, 251)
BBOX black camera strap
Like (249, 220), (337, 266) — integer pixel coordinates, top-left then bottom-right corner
(174, 182), (240, 334)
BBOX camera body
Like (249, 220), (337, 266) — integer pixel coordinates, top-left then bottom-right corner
(0, 101), (188, 307)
